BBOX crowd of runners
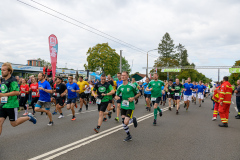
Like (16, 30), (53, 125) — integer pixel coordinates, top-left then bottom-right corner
(0, 62), (239, 142)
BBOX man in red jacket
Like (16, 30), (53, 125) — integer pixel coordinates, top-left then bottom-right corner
(218, 76), (233, 127)
(212, 86), (220, 121)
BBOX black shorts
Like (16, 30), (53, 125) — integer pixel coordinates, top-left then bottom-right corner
(56, 97), (65, 106)
(98, 102), (109, 112)
(91, 96), (96, 101)
(144, 94), (151, 99)
(79, 92), (86, 99)
(174, 96), (181, 100)
(152, 97), (161, 105)
(85, 93), (90, 98)
(0, 107), (18, 121)
(121, 109), (134, 118)
(168, 94), (174, 99)
(67, 98), (77, 104)
(139, 90), (142, 95)
(112, 94), (116, 99)
(117, 96), (122, 104)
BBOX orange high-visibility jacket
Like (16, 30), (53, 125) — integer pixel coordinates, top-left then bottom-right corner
(219, 81), (232, 104)
(212, 87), (220, 103)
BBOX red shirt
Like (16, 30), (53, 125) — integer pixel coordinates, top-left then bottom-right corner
(54, 83), (57, 89)
(43, 67), (46, 74)
(30, 83), (39, 97)
(20, 84), (29, 97)
(47, 69), (52, 76)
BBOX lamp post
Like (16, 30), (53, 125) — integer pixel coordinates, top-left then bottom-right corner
(147, 49), (158, 77)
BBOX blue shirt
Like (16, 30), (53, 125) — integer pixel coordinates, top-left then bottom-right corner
(143, 82), (151, 94)
(66, 82), (79, 99)
(38, 80), (52, 102)
(0, 84), (1, 93)
(117, 80), (123, 88)
(197, 84), (206, 93)
(192, 85), (197, 93)
(183, 83), (193, 95)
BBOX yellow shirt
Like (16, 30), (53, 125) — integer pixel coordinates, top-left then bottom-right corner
(91, 87), (94, 96)
(77, 81), (89, 94)
(113, 81), (117, 91)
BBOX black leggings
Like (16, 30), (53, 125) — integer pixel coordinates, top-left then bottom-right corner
(19, 94), (29, 110)
(236, 96), (240, 113)
(30, 97), (39, 113)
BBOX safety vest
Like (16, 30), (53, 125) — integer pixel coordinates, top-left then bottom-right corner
(212, 87), (220, 103)
(219, 81), (233, 104)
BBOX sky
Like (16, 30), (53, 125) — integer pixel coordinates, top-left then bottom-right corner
(0, 0), (240, 81)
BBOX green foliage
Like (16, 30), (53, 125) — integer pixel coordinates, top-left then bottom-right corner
(37, 58), (51, 67)
(84, 43), (131, 76)
(229, 60), (240, 85)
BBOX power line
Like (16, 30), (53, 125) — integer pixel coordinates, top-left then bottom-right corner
(16, 0), (158, 58)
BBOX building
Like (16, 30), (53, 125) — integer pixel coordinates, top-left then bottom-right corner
(27, 59), (41, 67)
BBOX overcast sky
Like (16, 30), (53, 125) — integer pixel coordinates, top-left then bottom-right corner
(0, 0), (239, 81)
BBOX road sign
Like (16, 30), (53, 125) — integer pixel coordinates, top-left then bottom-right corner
(161, 69), (181, 72)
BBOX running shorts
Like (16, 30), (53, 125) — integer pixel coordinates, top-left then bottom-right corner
(121, 109), (134, 118)
(0, 107), (18, 121)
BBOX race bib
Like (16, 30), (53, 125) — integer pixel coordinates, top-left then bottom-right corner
(32, 92), (36, 96)
(122, 100), (129, 107)
(167, 92), (170, 95)
(56, 93), (60, 97)
(21, 93), (26, 97)
(175, 93), (179, 96)
(96, 98), (101, 104)
(151, 97), (157, 101)
(1, 97), (8, 103)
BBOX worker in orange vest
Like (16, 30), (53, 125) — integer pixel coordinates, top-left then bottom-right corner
(212, 86), (220, 121)
(218, 76), (233, 127)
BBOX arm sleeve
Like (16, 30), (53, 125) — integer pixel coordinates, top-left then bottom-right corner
(46, 82), (52, 90)
(108, 85), (113, 91)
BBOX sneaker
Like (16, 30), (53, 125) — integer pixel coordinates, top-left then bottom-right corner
(169, 107), (171, 111)
(160, 101), (162, 105)
(41, 112), (43, 115)
(202, 100), (204, 103)
(199, 104), (201, 107)
(115, 117), (119, 122)
(184, 103), (186, 108)
(79, 108), (82, 112)
(23, 112), (28, 116)
(28, 113), (37, 124)
(86, 105), (88, 110)
(173, 104), (175, 107)
(186, 108), (188, 111)
(108, 112), (112, 119)
(146, 107), (149, 111)
(163, 102), (165, 106)
(113, 105), (116, 113)
(94, 127), (100, 133)
(71, 117), (76, 121)
(235, 115), (240, 119)
(159, 110), (162, 117)
(47, 121), (54, 126)
(75, 104), (77, 108)
(133, 117), (138, 128)
(89, 101), (92, 104)
(52, 111), (57, 115)
(135, 99), (138, 104)
(58, 115), (64, 119)
(176, 110), (179, 115)
(103, 118), (107, 122)
(123, 135), (132, 142)
(153, 119), (157, 125)
(212, 117), (217, 121)
(148, 107), (151, 112)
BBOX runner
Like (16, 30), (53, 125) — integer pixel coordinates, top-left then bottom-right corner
(167, 79), (175, 111)
(93, 74), (115, 133)
(192, 81), (197, 104)
(172, 78), (183, 114)
(51, 82), (57, 115)
(115, 72), (123, 122)
(183, 77), (194, 111)
(0, 62), (36, 135)
(131, 78), (140, 104)
(146, 73), (164, 125)
(196, 80), (206, 107)
(115, 71), (140, 141)
(65, 76), (79, 120)
(54, 77), (67, 119)
(77, 76), (89, 112)
(143, 77), (151, 111)
(106, 75), (116, 118)
(29, 77), (39, 115)
(35, 73), (54, 126)
(90, 83), (96, 104)
(19, 78), (29, 115)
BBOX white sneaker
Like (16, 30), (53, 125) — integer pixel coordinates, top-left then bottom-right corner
(58, 115), (64, 119)
(212, 117), (217, 121)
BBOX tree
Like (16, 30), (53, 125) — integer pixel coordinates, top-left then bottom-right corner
(119, 57), (131, 73)
(37, 58), (51, 67)
(229, 60), (240, 85)
(84, 43), (130, 76)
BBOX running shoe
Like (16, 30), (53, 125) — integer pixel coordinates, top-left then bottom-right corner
(123, 135), (132, 142)
(86, 105), (88, 110)
(75, 104), (77, 108)
(52, 111), (57, 115)
(58, 115), (64, 119)
(153, 119), (157, 125)
(103, 118), (107, 122)
(159, 110), (162, 117)
(199, 104), (201, 107)
(71, 117), (76, 121)
(113, 105), (116, 113)
(176, 110), (179, 115)
(115, 117), (119, 122)
(94, 127), (100, 133)
(41, 112), (43, 115)
(212, 117), (216, 121)
(47, 121), (54, 126)
(173, 104), (175, 107)
(135, 99), (138, 104)
(108, 112), (112, 119)
(202, 100), (204, 103)
(184, 103), (187, 108)
(148, 107), (151, 112)
(169, 107), (171, 111)
(186, 108), (188, 111)
(133, 117), (138, 128)
(28, 113), (37, 124)
(23, 112), (28, 116)
(78, 108), (82, 112)
(160, 101), (162, 105)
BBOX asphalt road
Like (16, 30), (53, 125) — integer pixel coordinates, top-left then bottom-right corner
(0, 95), (240, 160)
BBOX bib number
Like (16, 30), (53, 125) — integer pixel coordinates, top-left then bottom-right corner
(32, 92), (36, 96)
(151, 97), (157, 101)
(167, 92), (170, 95)
(175, 93), (179, 96)
(122, 100), (129, 107)
(96, 98), (101, 104)
(1, 97), (8, 103)
(21, 93), (26, 97)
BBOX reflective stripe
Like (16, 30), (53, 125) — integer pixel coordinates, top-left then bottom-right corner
(213, 113), (218, 115)
(220, 98), (224, 100)
(226, 92), (232, 94)
(220, 92), (225, 94)
(238, 112), (240, 115)
(221, 118), (226, 120)
(223, 101), (231, 103)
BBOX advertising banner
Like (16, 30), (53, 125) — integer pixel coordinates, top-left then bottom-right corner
(48, 34), (58, 81)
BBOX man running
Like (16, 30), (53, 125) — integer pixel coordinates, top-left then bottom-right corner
(172, 78), (182, 114)
(77, 76), (89, 112)
(146, 73), (164, 125)
(65, 76), (80, 120)
(192, 81), (197, 104)
(115, 71), (140, 141)
(183, 77), (194, 111)
(93, 74), (115, 133)
(143, 77), (151, 111)
(54, 77), (67, 119)
(131, 78), (140, 104)
(35, 73), (54, 126)
(115, 72), (123, 122)
(0, 62), (36, 135)
(167, 79), (175, 111)
(196, 80), (206, 107)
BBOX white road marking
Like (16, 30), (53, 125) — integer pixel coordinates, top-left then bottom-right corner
(66, 109), (98, 116)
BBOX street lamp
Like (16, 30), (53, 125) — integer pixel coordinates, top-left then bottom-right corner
(147, 49), (158, 77)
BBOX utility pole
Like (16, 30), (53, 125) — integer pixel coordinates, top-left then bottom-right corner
(218, 68), (220, 82)
(147, 49), (158, 77)
(120, 50), (122, 73)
